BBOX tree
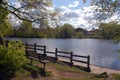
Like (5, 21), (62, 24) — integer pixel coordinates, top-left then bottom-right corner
(0, 0), (60, 28)
(0, 6), (12, 38)
(99, 21), (120, 39)
(1, 0), (120, 23)
(82, 0), (120, 22)
(0, 41), (27, 78)
(59, 24), (75, 38)
(18, 21), (32, 37)
(87, 0), (120, 13)
(74, 28), (86, 38)
(0, 0), (51, 21)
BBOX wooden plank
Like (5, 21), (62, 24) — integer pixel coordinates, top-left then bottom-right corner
(29, 57), (39, 61)
(57, 51), (71, 54)
(57, 55), (70, 58)
(36, 45), (45, 48)
(73, 55), (88, 58)
(36, 48), (44, 51)
(46, 51), (55, 54)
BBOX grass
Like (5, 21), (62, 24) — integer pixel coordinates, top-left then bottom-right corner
(60, 78), (71, 80)
(12, 69), (31, 80)
(49, 62), (88, 73)
(9, 61), (120, 80)
(11, 63), (52, 80)
(48, 63), (106, 80)
(112, 74), (120, 80)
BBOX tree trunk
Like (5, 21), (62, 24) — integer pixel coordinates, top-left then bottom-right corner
(0, 37), (3, 45)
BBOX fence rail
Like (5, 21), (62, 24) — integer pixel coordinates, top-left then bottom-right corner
(46, 51), (55, 54)
(25, 42), (91, 72)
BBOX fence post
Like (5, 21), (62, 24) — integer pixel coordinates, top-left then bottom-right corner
(70, 51), (73, 67)
(87, 55), (91, 72)
(55, 48), (57, 58)
(30, 58), (33, 64)
(34, 43), (36, 52)
(44, 45), (46, 57)
(55, 48), (58, 62)
(25, 42), (28, 58)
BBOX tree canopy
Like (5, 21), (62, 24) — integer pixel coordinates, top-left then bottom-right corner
(0, 5), (11, 38)
(0, 0), (120, 23)
(0, 0), (59, 27)
(99, 21), (120, 39)
(86, 0), (120, 12)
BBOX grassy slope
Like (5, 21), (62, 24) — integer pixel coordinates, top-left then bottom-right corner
(10, 61), (120, 80)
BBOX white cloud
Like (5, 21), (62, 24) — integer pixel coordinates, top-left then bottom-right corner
(68, 1), (79, 8)
(10, 0), (120, 30)
(104, 13), (120, 23)
(12, 1), (21, 8)
(8, 14), (22, 28)
(60, 6), (70, 12)
(59, 5), (99, 30)
(59, 5), (120, 30)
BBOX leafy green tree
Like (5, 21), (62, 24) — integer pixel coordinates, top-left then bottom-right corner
(75, 31), (84, 38)
(31, 28), (41, 38)
(0, 6), (12, 38)
(75, 28), (86, 33)
(18, 21), (32, 37)
(0, 2), (28, 79)
(0, 41), (27, 78)
(59, 24), (75, 38)
(99, 21), (120, 39)
(74, 28), (86, 38)
(44, 27), (56, 38)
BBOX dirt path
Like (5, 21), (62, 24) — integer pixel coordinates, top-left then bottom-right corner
(59, 58), (120, 74)
(90, 64), (120, 74)
(37, 63), (88, 80)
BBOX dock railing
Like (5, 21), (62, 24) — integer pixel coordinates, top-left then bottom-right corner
(24, 42), (91, 72)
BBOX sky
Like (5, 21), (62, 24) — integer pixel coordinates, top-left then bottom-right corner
(52, 0), (120, 30)
(9, 0), (120, 30)
(52, 0), (97, 30)
(53, 0), (90, 9)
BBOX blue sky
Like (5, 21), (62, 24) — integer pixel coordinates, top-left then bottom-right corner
(52, 0), (90, 9)
(10, 0), (90, 8)
(52, 0), (120, 30)
(9, 0), (120, 30)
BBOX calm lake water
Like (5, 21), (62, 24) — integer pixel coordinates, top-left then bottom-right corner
(7, 38), (120, 70)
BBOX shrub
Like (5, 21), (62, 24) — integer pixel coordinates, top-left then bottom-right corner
(0, 41), (27, 78)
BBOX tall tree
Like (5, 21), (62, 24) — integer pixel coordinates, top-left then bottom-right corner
(99, 21), (120, 39)
(18, 21), (32, 37)
(59, 24), (75, 38)
(0, 4), (11, 40)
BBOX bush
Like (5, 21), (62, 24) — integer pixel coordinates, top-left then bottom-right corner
(0, 41), (27, 78)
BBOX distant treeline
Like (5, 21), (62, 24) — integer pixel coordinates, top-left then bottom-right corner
(8, 21), (120, 39)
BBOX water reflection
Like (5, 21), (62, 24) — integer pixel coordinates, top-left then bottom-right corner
(7, 38), (120, 70)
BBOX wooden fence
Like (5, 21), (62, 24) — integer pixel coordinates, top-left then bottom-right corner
(25, 42), (91, 72)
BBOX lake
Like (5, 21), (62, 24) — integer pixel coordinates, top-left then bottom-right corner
(6, 38), (120, 70)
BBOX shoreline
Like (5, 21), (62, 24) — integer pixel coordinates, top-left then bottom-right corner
(59, 58), (120, 74)
(90, 64), (120, 74)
